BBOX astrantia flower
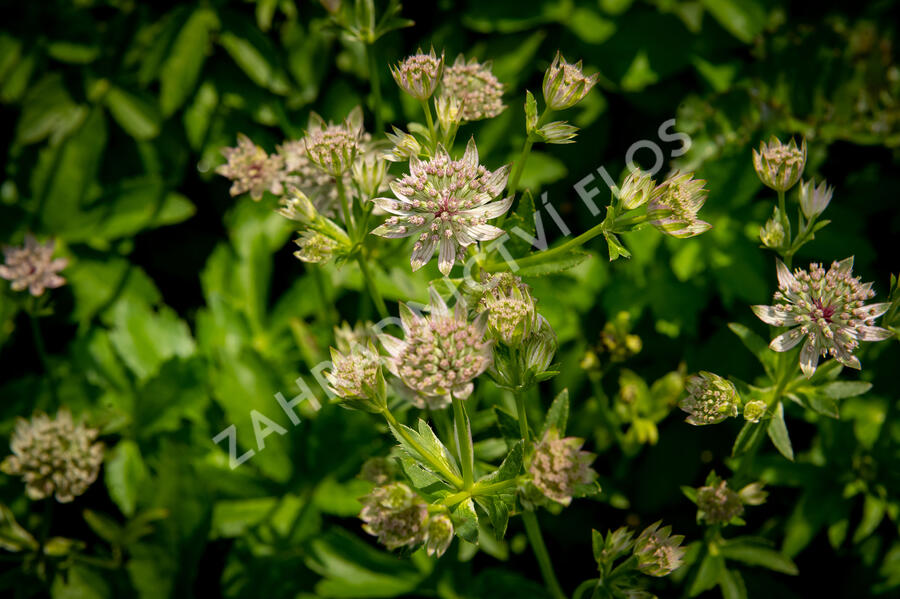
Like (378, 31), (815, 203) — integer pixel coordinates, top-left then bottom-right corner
(680, 372), (739, 426)
(424, 513), (454, 557)
(759, 217), (785, 249)
(752, 258), (893, 377)
(391, 49), (444, 101)
(304, 109), (362, 177)
(277, 139), (343, 214)
(542, 52), (599, 111)
(798, 178), (833, 220)
(0, 234), (67, 297)
(380, 288), (492, 408)
(633, 522), (686, 577)
(752, 136), (806, 192)
(440, 56), (505, 122)
(371, 139), (511, 275)
(647, 172), (712, 238)
(478, 273), (537, 346)
(528, 427), (597, 506)
(217, 134), (285, 201)
(1, 409), (104, 503)
(293, 231), (340, 263)
(325, 342), (385, 413)
(696, 477), (744, 525)
(617, 168), (655, 210)
(359, 482), (428, 550)
(334, 320), (378, 354)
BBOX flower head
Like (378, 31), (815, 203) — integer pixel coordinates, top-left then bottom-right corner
(798, 178), (833, 220)
(0, 234), (67, 297)
(696, 476), (744, 525)
(440, 56), (505, 122)
(618, 168), (655, 210)
(1, 409), (104, 503)
(647, 172), (712, 238)
(371, 139), (511, 275)
(524, 314), (559, 375)
(352, 155), (389, 199)
(752, 136), (807, 192)
(633, 522), (686, 577)
(304, 108), (363, 177)
(528, 427), (597, 506)
(217, 134), (285, 200)
(752, 258), (893, 377)
(680, 372), (739, 426)
(380, 288), (492, 408)
(478, 273), (537, 346)
(542, 52), (599, 111)
(325, 342), (385, 413)
(391, 49), (444, 101)
(742, 400), (767, 422)
(759, 217), (785, 249)
(424, 513), (454, 557)
(359, 482), (428, 550)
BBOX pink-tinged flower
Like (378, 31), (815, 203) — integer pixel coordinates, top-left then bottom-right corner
(696, 476), (744, 525)
(380, 288), (492, 408)
(371, 139), (511, 275)
(440, 56), (505, 122)
(753, 258), (893, 377)
(798, 178), (833, 220)
(752, 136), (806, 192)
(542, 52), (599, 111)
(478, 273), (537, 346)
(647, 172), (712, 238)
(680, 371), (739, 426)
(528, 427), (597, 506)
(359, 482), (428, 550)
(0, 234), (67, 297)
(303, 108), (363, 177)
(633, 521), (686, 577)
(324, 342), (386, 413)
(216, 134), (285, 201)
(391, 48), (444, 101)
(1, 409), (104, 503)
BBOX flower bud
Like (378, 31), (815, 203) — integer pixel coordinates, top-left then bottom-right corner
(351, 155), (388, 199)
(535, 121), (579, 144)
(478, 273), (537, 347)
(696, 474), (743, 525)
(633, 521), (686, 577)
(542, 52), (599, 111)
(618, 169), (655, 210)
(391, 49), (444, 101)
(752, 136), (806, 192)
(424, 513), (454, 557)
(359, 482), (428, 550)
(440, 55), (505, 122)
(759, 217), (785, 248)
(524, 314), (558, 376)
(434, 94), (463, 137)
(679, 371), (739, 426)
(798, 178), (833, 220)
(216, 134), (285, 201)
(304, 109), (362, 177)
(294, 231), (340, 264)
(647, 171), (712, 238)
(325, 342), (386, 413)
(742, 400), (767, 423)
(738, 482), (768, 506)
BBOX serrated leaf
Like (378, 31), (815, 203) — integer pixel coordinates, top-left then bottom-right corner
(767, 402), (794, 460)
(541, 388), (569, 437)
(451, 498), (479, 545)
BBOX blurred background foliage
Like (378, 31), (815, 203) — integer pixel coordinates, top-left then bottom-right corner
(1, 0), (899, 597)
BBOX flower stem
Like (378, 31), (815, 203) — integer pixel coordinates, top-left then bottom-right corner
(366, 42), (383, 134)
(483, 220), (607, 273)
(514, 389), (529, 442)
(335, 176), (355, 238)
(521, 509), (566, 599)
(420, 100), (438, 153)
(383, 408), (464, 489)
(777, 189), (792, 267)
(355, 253), (388, 319)
(27, 303), (58, 406)
(507, 109), (552, 201)
(452, 395), (475, 489)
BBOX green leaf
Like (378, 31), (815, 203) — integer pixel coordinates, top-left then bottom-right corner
(15, 74), (86, 145)
(108, 298), (196, 380)
(689, 551), (725, 596)
(104, 85), (161, 140)
(51, 565), (111, 599)
(105, 440), (148, 518)
(83, 509), (124, 545)
(720, 537), (799, 575)
(821, 381), (872, 399)
(727, 322), (776, 377)
(852, 495), (886, 544)
(159, 8), (218, 116)
(218, 17), (290, 95)
(699, 0), (767, 43)
(732, 419), (765, 457)
(541, 388), (569, 437)
(524, 90), (538, 133)
(605, 232), (631, 261)
(493, 406), (521, 443)
(767, 402), (794, 461)
(515, 250), (590, 277)
(451, 498), (479, 545)
(718, 567), (747, 599)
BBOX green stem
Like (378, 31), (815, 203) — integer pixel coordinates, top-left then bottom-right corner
(483, 220), (607, 273)
(777, 189), (792, 267)
(522, 510), (566, 599)
(383, 408), (464, 488)
(572, 579), (600, 599)
(452, 395), (475, 489)
(514, 389), (529, 442)
(336, 177), (354, 238)
(507, 109), (552, 201)
(420, 100), (438, 153)
(366, 42), (383, 134)
(28, 306), (58, 405)
(355, 253), (388, 319)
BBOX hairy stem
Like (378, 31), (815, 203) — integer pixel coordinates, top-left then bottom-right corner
(452, 395), (475, 489)
(522, 509), (566, 599)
